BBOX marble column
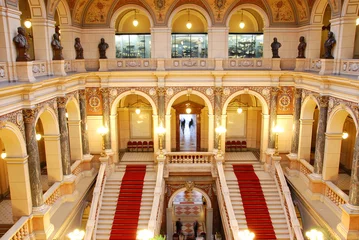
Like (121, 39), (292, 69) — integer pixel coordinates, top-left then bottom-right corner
(349, 131), (359, 206)
(23, 109), (44, 207)
(268, 87), (280, 149)
(158, 87), (166, 149)
(101, 88), (111, 149)
(290, 89), (302, 155)
(313, 96), (328, 175)
(214, 87), (222, 149)
(57, 97), (71, 175)
(79, 90), (90, 155)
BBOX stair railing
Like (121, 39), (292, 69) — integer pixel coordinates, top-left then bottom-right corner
(84, 162), (107, 240)
(0, 216), (33, 240)
(215, 158), (239, 240)
(148, 157), (165, 235)
(273, 161), (304, 240)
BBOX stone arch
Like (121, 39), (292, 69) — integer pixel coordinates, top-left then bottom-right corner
(66, 97), (81, 121)
(342, 0), (359, 17)
(301, 95), (320, 119)
(166, 4), (213, 28)
(310, 0), (329, 24)
(110, 4), (155, 29)
(168, 187), (212, 208)
(166, 90), (213, 115)
(0, 122), (27, 158)
(323, 104), (358, 181)
(66, 97), (82, 160)
(111, 90), (158, 115)
(26, 0), (47, 18)
(222, 90), (268, 115)
(52, 0), (72, 25)
(225, 3), (270, 28)
(35, 107), (59, 135)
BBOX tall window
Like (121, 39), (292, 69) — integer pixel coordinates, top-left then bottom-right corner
(115, 34), (151, 58)
(228, 34), (263, 58)
(171, 34), (208, 58)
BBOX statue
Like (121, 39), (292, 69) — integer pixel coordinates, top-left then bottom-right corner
(51, 33), (64, 60)
(297, 36), (307, 58)
(324, 31), (336, 59)
(13, 27), (31, 61)
(74, 37), (84, 59)
(98, 38), (109, 59)
(271, 37), (282, 58)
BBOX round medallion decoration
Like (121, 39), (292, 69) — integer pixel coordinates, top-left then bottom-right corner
(110, 89), (118, 97)
(262, 88), (270, 96)
(279, 95), (291, 111)
(166, 88), (174, 96)
(223, 88), (230, 96)
(89, 96), (101, 111)
(16, 113), (23, 125)
(149, 88), (156, 96)
(328, 99), (334, 109)
(206, 88), (213, 96)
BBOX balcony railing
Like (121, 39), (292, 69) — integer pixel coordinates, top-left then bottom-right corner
(0, 216), (33, 240)
(166, 152), (214, 164)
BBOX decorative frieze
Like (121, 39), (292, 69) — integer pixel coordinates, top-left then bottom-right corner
(328, 96), (359, 124)
(108, 87), (158, 110)
(0, 110), (25, 139)
(220, 86), (271, 109)
(34, 98), (58, 120)
(277, 87), (294, 114)
(86, 88), (103, 115)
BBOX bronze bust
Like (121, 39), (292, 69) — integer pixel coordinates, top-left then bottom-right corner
(271, 37), (282, 58)
(324, 31), (336, 59)
(51, 33), (64, 60)
(74, 37), (84, 59)
(13, 27), (31, 61)
(297, 36), (307, 58)
(98, 38), (109, 59)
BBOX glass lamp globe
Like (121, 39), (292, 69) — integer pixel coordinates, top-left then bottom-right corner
(239, 21), (245, 29)
(186, 107), (192, 114)
(133, 19), (139, 27)
(186, 21), (192, 29)
(24, 20), (32, 29)
(237, 107), (243, 114)
(135, 108), (141, 115)
(1, 152), (6, 159)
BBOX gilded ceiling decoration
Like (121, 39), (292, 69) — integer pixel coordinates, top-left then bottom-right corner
(269, 0), (295, 22)
(293, 0), (309, 22)
(85, 0), (113, 24)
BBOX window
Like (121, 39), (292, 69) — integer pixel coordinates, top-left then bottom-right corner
(228, 34), (263, 58)
(171, 34), (208, 58)
(115, 34), (151, 58)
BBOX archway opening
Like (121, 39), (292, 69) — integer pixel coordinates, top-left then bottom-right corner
(171, 94), (208, 152)
(228, 8), (264, 58)
(66, 98), (82, 164)
(171, 8), (208, 58)
(115, 9), (152, 58)
(310, 106), (319, 165)
(0, 137), (10, 203)
(35, 118), (51, 192)
(225, 94), (262, 154)
(354, 13), (359, 58)
(19, 0), (35, 60)
(117, 94), (154, 153)
(320, 4), (332, 58)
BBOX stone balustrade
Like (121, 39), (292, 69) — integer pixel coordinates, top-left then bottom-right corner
(223, 58), (270, 70)
(309, 59), (322, 72)
(325, 181), (348, 207)
(166, 152), (214, 164)
(1, 216), (32, 240)
(340, 59), (359, 76)
(44, 182), (62, 206)
(0, 62), (8, 82)
(32, 60), (48, 77)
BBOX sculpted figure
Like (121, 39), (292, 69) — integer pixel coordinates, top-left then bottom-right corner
(271, 37), (282, 58)
(51, 33), (64, 60)
(324, 31), (336, 59)
(74, 37), (84, 59)
(98, 38), (109, 59)
(13, 27), (31, 61)
(297, 36), (307, 58)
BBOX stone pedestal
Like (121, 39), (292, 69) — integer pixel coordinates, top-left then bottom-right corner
(287, 153), (299, 170)
(264, 148), (275, 172)
(156, 59), (165, 71)
(271, 58), (281, 71)
(52, 60), (66, 76)
(215, 58), (223, 70)
(32, 205), (54, 239)
(319, 59), (334, 75)
(74, 59), (86, 73)
(16, 61), (36, 82)
(99, 155), (110, 164)
(294, 59), (306, 72)
(307, 173), (324, 200)
(338, 204), (359, 239)
(99, 59), (108, 71)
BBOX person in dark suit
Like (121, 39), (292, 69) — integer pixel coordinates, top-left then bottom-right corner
(193, 220), (199, 238)
(176, 218), (182, 234)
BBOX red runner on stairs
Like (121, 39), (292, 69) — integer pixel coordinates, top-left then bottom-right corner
(110, 165), (147, 240)
(233, 164), (276, 240)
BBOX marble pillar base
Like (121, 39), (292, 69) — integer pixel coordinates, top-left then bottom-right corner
(16, 61), (36, 82)
(74, 59), (86, 73)
(271, 58), (281, 71)
(52, 60), (67, 76)
(215, 58), (223, 70)
(32, 205), (54, 239)
(319, 59), (334, 75)
(99, 59), (108, 71)
(294, 58), (306, 71)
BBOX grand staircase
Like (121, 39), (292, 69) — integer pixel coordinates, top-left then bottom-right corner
(95, 154), (156, 239)
(224, 158), (290, 239)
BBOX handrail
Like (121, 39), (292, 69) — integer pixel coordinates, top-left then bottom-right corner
(274, 161), (304, 240)
(84, 162), (107, 240)
(43, 182), (61, 206)
(148, 158), (165, 235)
(0, 216), (32, 240)
(166, 152), (214, 164)
(215, 159), (238, 240)
(215, 177), (233, 240)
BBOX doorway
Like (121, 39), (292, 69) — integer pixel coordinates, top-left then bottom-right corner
(179, 114), (197, 151)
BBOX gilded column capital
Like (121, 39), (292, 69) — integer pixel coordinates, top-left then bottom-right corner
(214, 87), (223, 96)
(57, 97), (67, 108)
(157, 87), (166, 96)
(319, 96), (329, 108)
(271, 87), (280, 96)
(100, 87), (109, 96)
(79, 89), (86, 100)
(294, 88), (302, 99)
(23, 109), (36, 124)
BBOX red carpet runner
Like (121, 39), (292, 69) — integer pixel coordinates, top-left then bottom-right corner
(233, 164), (276, 240)
(110, 165), (147, 240)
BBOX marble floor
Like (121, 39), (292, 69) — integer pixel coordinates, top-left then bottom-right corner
(179, 114), (196, 151)
(0, 200), (13, 224)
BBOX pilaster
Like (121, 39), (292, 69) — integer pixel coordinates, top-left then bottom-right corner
(313, 96), (328, 175)
(101, 88), (111, 150)
(79, 89), (90, 155)
(57, 97), (71, 175)
(268, 87), (279, 149)
(290, 88), (302, 155)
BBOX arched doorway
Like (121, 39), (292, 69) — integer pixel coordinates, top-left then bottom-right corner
(66, 97), (82, 163)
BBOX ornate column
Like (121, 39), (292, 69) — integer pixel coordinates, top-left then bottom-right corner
(101, 88), (111, 150)
(23, 109), (44, 207)
(349, 131), (359, 206)
(290, 89), (302, 156)
(158, 87), (166, 149)
(268, 88), (279, 149)
(313, 96), (328, 175)
(214, 87), (222, 149)
(79, 90), (90, 155)
(57, 97), (71, 175)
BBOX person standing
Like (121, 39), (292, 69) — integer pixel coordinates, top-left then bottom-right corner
(175, 218), (182, 234)
(193, 219), (199, 238)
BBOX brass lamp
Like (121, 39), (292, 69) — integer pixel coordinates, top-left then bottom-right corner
(97, 126), (109, 157)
